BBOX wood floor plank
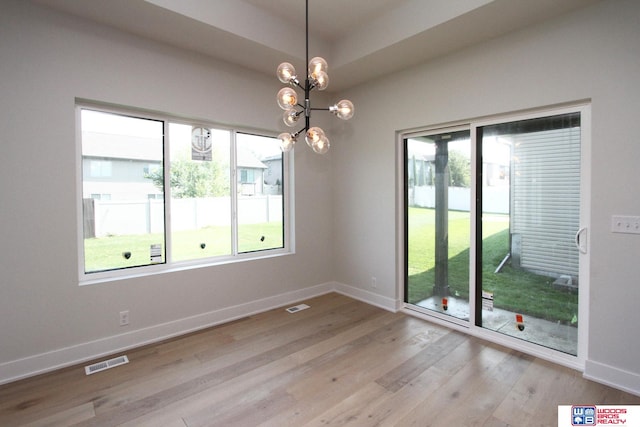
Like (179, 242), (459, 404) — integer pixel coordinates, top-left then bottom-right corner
(1, 293), (638, 427)
(343, 338), (499, 426)
(184, 318), (416, 426)
(375, 329), (468, 393)
(430, 350), (534, 426)
(22, 402), (95, 427)
(118, 309), (401, 427)
(492, 358), (574, 426)
(393, 343), (516, 426)
(298, 382), (393, 427)
(91, 298), (380, 419)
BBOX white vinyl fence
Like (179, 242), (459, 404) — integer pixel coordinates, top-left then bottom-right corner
(85, 196), (282, 238)
(409, 185), (509, 214)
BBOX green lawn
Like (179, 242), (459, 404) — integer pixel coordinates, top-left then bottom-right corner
(84, 223), (283, 272)
(407, 207), (578, 324)
(87, 209), (578, 324)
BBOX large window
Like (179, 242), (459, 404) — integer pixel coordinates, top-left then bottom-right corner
(78, 104), (290, 281)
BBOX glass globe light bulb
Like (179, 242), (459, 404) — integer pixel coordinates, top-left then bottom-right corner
(334, 99), (354, 120)
(282, 109), (299, 127)
(277, 62), (297, 84)
(313, 71), (329, 91)
(312, 135), (330, 154)
(278, 133), (295, 152)
(308, 56), (328, 79)
(276, 87), (297, 110)
(305, 126), (325, 148)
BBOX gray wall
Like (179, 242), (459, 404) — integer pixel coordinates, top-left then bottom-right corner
(1, 0), (639, 395)
(331, 0), (640, 393)
(0, 0), (333, 381)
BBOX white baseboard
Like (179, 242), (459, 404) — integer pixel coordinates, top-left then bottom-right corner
(12, 282), (636, 399)
(0, 282), (334, 385)
(584, 360), (640, 397)
(332, 281), (399, 312)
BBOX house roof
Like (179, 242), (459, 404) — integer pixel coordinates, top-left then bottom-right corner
(83, 131), (270, 169)
(237, 148), (267, 170)
(82, 132), (163, 161)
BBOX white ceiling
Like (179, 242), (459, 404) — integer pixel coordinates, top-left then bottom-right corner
(32, 0), (600, 92)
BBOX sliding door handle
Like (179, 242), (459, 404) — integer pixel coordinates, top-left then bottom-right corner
(575, 227), (587, 254)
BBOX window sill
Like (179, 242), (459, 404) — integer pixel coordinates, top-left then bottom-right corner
(78, 249), (294, 286)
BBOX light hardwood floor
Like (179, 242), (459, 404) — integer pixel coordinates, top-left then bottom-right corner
(1, 293), (638, 426)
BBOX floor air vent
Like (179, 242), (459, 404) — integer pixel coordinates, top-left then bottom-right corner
(286, 304), (310, 313)
(84, 355), (129, 375)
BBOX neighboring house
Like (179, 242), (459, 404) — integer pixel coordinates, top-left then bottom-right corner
(262, 155), (282, 186)
(82, 131), (162, 201)
(237, 148), (267, 196)
(509, 125), (581, 282)
(83, 132), (274, 199)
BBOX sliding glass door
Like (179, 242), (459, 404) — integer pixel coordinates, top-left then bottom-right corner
(477, 112), (582, 355)
(404, 106), (588, 358)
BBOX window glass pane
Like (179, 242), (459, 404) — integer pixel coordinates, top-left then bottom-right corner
(479, 112), (580, 355)
(406, 130), (471, 322)
(81, 109), (165, 273)
(168, 124), (232, 261)
(236, 133), (284, 253)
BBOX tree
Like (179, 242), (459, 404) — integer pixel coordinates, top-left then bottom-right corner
(146, 157), (230, 198)
(448, 150), (470, 188)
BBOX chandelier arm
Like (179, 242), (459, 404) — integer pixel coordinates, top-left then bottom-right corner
(292, 127), (307, 139)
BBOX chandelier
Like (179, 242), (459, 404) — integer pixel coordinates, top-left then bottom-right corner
(276, 0), (354, 154)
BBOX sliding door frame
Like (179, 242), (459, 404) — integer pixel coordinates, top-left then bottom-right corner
(396, 102), (591, 371)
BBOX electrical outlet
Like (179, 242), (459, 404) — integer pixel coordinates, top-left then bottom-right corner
(119, 310), (129, 326)
(371, 276), (377, 288)
(611, 215), (640, 234)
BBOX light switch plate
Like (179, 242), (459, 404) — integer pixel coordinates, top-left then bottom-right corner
(611, 215), (640, 234)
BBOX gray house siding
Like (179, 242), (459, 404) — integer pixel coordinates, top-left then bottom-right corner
(511, 125), (581, 280)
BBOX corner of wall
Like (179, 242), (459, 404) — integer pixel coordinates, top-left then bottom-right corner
(584, 360), (640, 397)
(332, 281), (399, 313)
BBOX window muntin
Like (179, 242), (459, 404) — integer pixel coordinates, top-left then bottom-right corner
(78, 105), (289, 280)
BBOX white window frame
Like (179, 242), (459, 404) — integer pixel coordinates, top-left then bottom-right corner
(76, 101), (293, 285)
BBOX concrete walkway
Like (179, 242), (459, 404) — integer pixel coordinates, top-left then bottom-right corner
(416, 296), (578, 355)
